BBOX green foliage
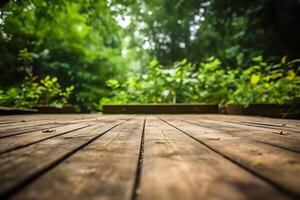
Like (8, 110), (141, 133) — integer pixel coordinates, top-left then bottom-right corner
(100, 56), (300, 108)
(0, 76), (74, 108)
(194, 57), (228, 103)
(1, 1), (300, 112)
(99, 59), (196, 108)
(38, 76), (74, 108)
(0, 76), (41, 108)
(0, 0), (146, 111)
(120, 0), (300, 66)
(227, 56), (300, 106)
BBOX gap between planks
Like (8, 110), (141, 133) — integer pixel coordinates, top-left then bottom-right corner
(0, 115), (131, 155)
(1, 114), (299, 200)
(0, 120), (99, 139)
(131, 116), (146, 200)
(157, 116), (300, 199)
(179, 119), (300, 154)
(0, 118), (132, 199)
(0, 123), (94, 155)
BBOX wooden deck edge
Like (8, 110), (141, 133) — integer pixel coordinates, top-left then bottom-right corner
(102, 104), (300, 118)
(33, 105), (76, 114)
(0, 107), (38, 115)
(103, 104), (219, 114)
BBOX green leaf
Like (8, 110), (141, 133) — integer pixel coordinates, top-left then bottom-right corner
(286, 70), (296, 81)
(252, 56), (263, 63)
(250, 74), (260, 86)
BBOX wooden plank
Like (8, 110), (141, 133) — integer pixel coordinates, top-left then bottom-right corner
(0, 115), (131, 154)
(234, 120), (300, 129)
(175, 117), (300, 153)
(159, 116), (300, 198)
(203, 118), (300, 135)
(137, 117), (288, 200)
(7, 117), (145, 200)
(0, 120), (21, 125)
(0, 115), (112, 138)
(196, 114), (300, 128)
(190, 114), (300, 133)
(172, 114), (300, 139)
(0, 120), (63, 131)
(223, 120), (300, 134)
(103, 104), (219, 114)
(0, 122), (94, 154)
(0, 117), (100, 131)
(0, 120), (51, 128)
(0, 118), (130, 199)
(238, 118), (300, 129)
(0, 113), (101, 123)
(0, 123), (72, 138)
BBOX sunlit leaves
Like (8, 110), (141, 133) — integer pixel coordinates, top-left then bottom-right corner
(106, 79), (120, 89)
(286, 70), (296, 81)
(250, 74), (260, 86)
(0, 0), (135, 111)
(101, 56), (300, 109)
(0, 75), (73, 108)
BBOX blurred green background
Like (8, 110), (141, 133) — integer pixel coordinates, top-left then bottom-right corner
(0, 0), (299, 112)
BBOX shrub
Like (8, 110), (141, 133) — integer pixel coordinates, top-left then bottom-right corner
(0, 76), (74, 108)
(99, 56), (300, 109)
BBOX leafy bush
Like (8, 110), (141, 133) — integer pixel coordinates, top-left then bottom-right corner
(98, 59), (197, 109)
(227, 56), (300, 106)
(194, 57), (229, 104)
(38, 76), (74, 108)
(0, 76), (74, 108)
(99, 56), (300, 109)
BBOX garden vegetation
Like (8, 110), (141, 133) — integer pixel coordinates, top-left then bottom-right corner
(0, 0), (299, 112)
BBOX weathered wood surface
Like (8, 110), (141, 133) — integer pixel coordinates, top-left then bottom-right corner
(0, 114), (299, 200)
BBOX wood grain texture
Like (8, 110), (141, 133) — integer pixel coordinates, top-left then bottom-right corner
(0, 122), (94, 154)
(0, 114), (101, 122)
(11, 117), (145, 200)
(0, 118), (129, 198)
(0, 115), (130, 138)
(0, 114), (298, 200)
(0, 116), (128, 154)
(192, 114), (300, 129)
(174, 117), (300, 153)
(138, 117), (288, 200)
(159, 116), (300, 198)
(0, 122), (69, 137)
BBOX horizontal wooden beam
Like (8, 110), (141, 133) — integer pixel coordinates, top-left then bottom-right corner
(103, 104), (219, 114)
(0, 107), (38, 115)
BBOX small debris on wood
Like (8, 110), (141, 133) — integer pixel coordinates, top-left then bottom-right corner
(135, 188), (141, 195)
(42, 129), (56, 133)
(279, 131), (286, 135)
(287, 160), (297, 164)
(272, 130), (287, 135)
(251, 159), (262, 166)
(210, 138), (220, 141)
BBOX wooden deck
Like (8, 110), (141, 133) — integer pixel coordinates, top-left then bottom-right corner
(0, 114), (299, 200)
